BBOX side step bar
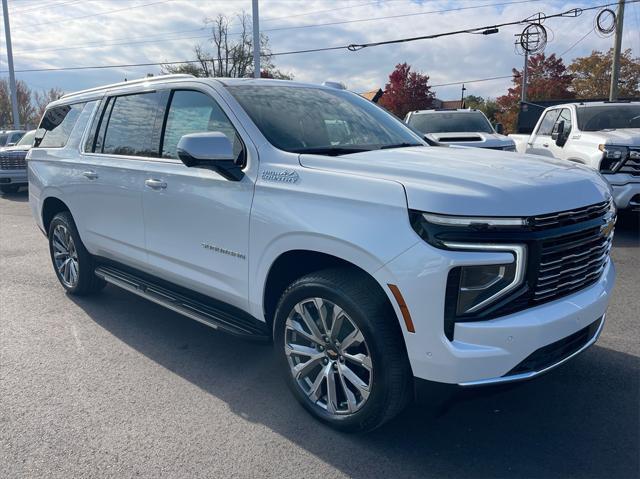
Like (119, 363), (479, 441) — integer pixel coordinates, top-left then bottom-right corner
(95, 266), (270, 341)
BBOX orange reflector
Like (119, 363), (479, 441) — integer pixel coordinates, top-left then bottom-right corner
(388, 284), (415, 333)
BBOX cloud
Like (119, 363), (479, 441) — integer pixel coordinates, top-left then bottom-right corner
(3, 0), (639, 100)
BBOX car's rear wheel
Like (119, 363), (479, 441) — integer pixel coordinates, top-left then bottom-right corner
(274, 268), (412, 432)
(48, 211), (105, 295)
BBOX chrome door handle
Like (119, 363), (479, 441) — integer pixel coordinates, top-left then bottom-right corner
(82, 170), (98, 180)
(145, 179), (167, 190)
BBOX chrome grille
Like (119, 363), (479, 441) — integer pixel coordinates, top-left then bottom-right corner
(619, 149), (640, 176)
(530, 200), (611, 230)
(0, 151), (27, 170)
(534, 226), (613, 302)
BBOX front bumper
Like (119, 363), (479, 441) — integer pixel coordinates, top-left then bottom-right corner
(375, 241), (615, 385)
(0, 169), (28, 185)
(605, 173), (640, 210)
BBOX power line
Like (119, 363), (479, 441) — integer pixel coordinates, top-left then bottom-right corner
(12, 0), (542, 55)
(10, 0), (174, 30)
(10, 0), (87, 14)
(3, 1), (635, 74)
(558, 27), (595, 58)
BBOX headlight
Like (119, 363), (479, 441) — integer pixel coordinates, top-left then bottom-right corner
(598, 144), (628, 173)
(445, 243), (527, 315)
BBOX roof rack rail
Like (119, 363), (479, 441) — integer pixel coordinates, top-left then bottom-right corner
(61, 74), (195, 99)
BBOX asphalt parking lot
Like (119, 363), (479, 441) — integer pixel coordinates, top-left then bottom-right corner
(1, 190), (638, 479)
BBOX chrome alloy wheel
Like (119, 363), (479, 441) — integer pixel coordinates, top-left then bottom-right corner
(285, 297), (373, 415)
(52, 224), (79, 288)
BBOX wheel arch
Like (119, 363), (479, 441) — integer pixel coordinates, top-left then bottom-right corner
(42, 196), (71, 233)
(261, 248), (399, 334)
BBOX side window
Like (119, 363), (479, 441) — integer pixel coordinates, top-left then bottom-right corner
(553, 108), (572, 136)
(102, 92), (163, 157)
(161, 90), (243, 160)
(36, 103), (86, 148)
(537, 110), (561, 136)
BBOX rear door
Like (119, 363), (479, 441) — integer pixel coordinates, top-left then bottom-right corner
(75, 90), (167, 268)
(528, 109), (561, 158)
(141, 85), (256, 310)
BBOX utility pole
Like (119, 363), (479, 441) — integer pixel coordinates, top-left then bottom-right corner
(460, 83), (466, 108)
(252, 0), (260, 78)
(521, 50), (528, 103)
(2, 0), (20, 129)
(609, 0), (625, 101)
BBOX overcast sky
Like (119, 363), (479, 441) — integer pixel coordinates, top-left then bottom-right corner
(2, 0), (639, 100)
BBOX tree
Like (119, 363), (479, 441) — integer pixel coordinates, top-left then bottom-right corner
(162, 12), (292, 79)
(569, 48), (640, 98)
(378, 63), (434, 118)
(495, 53), (574, 133)
(455, 94), (500, 123)
(33, 88), (65, 125)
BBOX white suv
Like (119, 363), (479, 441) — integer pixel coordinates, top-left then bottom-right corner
(28, 75), (616, 432)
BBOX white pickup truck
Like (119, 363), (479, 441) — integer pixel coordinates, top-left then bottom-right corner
(510, 101), (640, 211)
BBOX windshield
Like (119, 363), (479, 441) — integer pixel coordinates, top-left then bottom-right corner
(408, 112), (494, 134)
(16, 130), (36, 146)
(227, 85), (423, 155)
(576, 104), (640, 131)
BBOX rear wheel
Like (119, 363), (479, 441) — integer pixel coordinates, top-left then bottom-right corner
(48, 211), (105, 295)
(274, 268), (412, 432)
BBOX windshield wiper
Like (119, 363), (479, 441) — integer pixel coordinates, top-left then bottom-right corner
(378, 143), (423, 150)
(290, 147), (373, 156)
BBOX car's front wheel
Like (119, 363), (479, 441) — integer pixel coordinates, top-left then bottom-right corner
(48, 211), (105, 295)
(274, 268), (412, 432)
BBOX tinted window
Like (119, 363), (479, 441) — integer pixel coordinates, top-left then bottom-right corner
(576, 104), (640, 131)
(537, 110), (561, 136)
(408, 112), (494, 134)
(0, 134), (9, 145)
(161, 90), (242, 159)
(227, 85), (422, 155)
(102, 92), (163, 157)
(37, 103), (85, 148)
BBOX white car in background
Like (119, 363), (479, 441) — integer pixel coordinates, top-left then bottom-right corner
(405, 109), (516, 151)
(510, 101), (640, 211)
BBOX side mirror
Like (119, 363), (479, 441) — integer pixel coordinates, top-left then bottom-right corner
(177, 132), (244, 181)
(554, 121), (566, 147)
(495, 123), (504, 135)
(6, 142), (15, 147)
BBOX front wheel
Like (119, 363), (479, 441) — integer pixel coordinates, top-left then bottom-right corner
(274, 268), (412, 432)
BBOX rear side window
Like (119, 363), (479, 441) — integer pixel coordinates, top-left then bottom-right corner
(101, 92), (164, 157)
(161, 90), (243, 160)
(36, 103), (86, 148)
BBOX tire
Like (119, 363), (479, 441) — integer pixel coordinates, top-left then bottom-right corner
(48, 211), (105, 295)
(0, 184), (20, 194)
(274, 268), (412, 432)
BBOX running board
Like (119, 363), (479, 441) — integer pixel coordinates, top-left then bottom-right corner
(94, 266), (270, 341)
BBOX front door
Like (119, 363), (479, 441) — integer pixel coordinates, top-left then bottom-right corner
(141, 87), (255, 310)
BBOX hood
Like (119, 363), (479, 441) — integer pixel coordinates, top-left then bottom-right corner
(0, 144), (31, 153)
(425, 131), (514, 149)
(594, 128), (640, 147)
(299, 146), (610, 216)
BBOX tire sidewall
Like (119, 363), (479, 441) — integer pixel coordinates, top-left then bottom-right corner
(274, 277), (395, 432)
(48, 213), (88, 294)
